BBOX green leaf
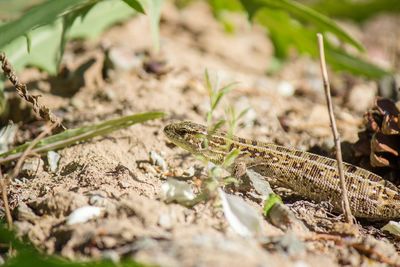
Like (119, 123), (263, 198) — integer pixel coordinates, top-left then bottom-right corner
(59, 2), (97, 68)
(204, 69), (213, 98)
(239, 0), (363, 51)
(208, 0), (243, 32)
(68, 0), (136, 39)
(2, 22), (64, 74)
(0, 0), (136, 74)
(211, 82), (237, 111)
(0, 222), (148, 267)
(0, 112), (165, 163)
(208, 119), (226, 135)
(310, 0), (400, 23)
(263, 193), (283, 217)
(222, 148), (240, 168)
(0, 0), (46, 20)
(122, 0), (145, 13)
(138, 0), (164, 52)
(325, 45), (389, 78)
(236, 107), (250, 121)
(254, 9), (389, 78)
(0, 0), (83, 49)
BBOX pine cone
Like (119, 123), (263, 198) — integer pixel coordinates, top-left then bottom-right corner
(353, 98), (400, 185)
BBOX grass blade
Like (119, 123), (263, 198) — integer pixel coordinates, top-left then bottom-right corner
(0, 112), (165, 163)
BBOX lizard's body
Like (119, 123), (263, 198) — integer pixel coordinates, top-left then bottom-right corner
(164, 121), (400, 220)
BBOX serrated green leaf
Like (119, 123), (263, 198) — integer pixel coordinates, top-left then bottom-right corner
(68, 0), (136, 39)
(0, 0), (46, 20)
(2, 22), (63, 74)
(0, 0), (137, 74)
(59, 2), (97, 68)
(122, 0), (145, 13)
(0, 0), (83, 49)
(23, 33), (31, 53)
(239, 0), (363, 51)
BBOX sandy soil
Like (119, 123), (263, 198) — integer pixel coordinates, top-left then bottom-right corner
(2, 2), (400, 267)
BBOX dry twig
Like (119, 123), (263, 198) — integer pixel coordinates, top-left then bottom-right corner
(316, 33), (354, 225)
(0, 52), (64, 128)
(0, 168), (12, 228)
(0, 122), (55, 229)
(11, 123), (56, 179)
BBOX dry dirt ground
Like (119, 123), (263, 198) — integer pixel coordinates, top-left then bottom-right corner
(2, 2), (400, 267)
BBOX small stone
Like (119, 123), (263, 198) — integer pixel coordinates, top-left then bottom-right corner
(47, 151), (60, 173)
(347, 83), (377, 112)
(158, 213), (173, 229)
(149, 151), (168, 171)
(183, 166), (195, 177)
(102, 250), (120, 263)
(277, 81), (295, 97)
(107, 47), (142, 71)
(66, 205), (103, 225)
(118, 179), (131, 189)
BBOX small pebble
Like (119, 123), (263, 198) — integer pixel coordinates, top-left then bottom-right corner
(47, 151), (60, 173)
(149, 151), (168, 171)
(66, 205), (103, 225)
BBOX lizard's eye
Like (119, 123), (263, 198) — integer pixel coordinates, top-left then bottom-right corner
(175, 128), (187, 136)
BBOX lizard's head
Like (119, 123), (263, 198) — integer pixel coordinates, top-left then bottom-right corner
(164, 121), (228, 164)
(164, 121), (208, 154)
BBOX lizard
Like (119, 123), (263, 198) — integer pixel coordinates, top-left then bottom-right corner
(164, 120), (400, 220)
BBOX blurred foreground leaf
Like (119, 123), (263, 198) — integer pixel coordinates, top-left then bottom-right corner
(138, 0), (164, 52)
(0, 222), (147, 266)
(0, 0), (82, 49)
(1, 0), (137, 74)
(240, 0), (363, 51)
(0, 111), (165, 163)
(310, 0), (400, 22)
(208, 0), (390, 78)
(255, 9), (389, 78)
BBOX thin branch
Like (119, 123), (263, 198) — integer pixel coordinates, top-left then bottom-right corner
(317, 33), (354, 225)
(0, 122), (55, 229)
(11, 123), (56, 179)
(0, 169), (12, 229)
(0, 52), (65, 129)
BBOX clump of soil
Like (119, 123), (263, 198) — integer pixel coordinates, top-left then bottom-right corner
(2, 2), (400, 267)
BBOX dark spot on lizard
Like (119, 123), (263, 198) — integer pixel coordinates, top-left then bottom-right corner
(238, 137), (246, 144)
(291, 161), (304, 169)
(294, 150), (303, 157)
(346, 165), (357, 174)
